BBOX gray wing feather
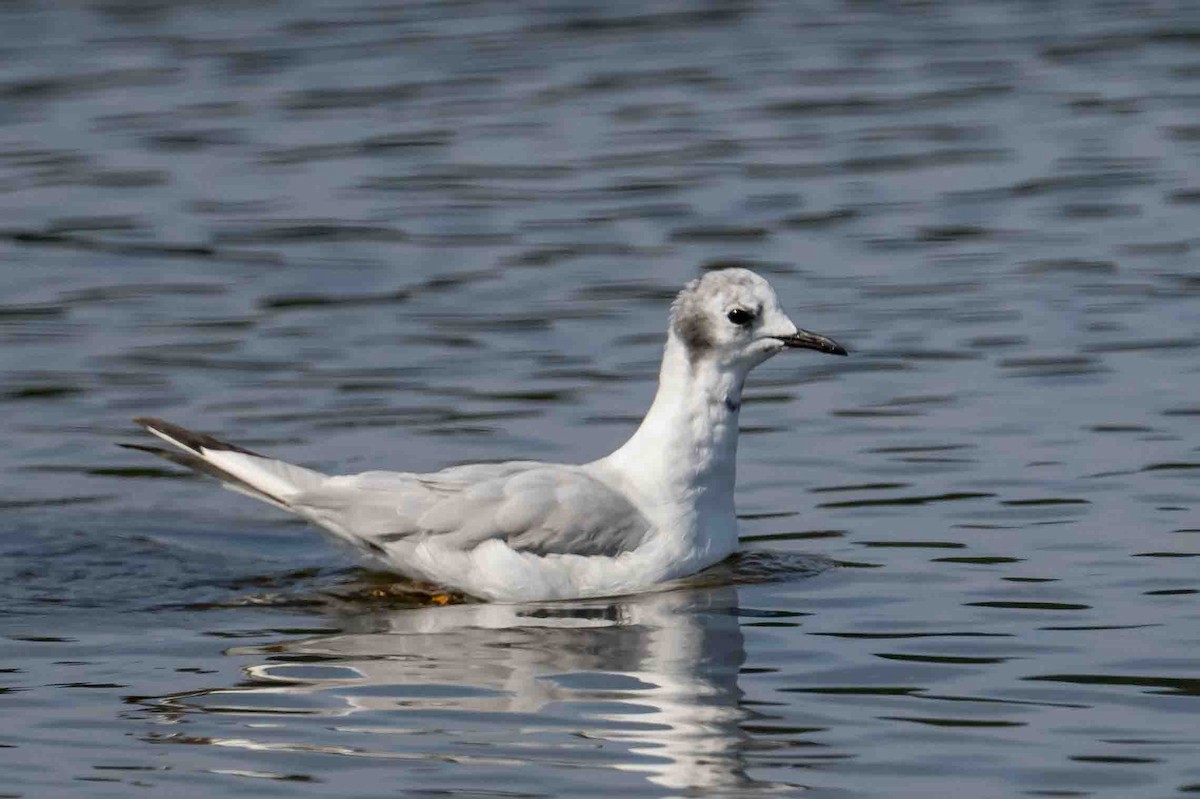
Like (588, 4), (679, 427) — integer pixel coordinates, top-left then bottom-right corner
(292, 462), (652, 558)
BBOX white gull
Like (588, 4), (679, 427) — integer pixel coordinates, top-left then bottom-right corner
(128, 268), (846, 602)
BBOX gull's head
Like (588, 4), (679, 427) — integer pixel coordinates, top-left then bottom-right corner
(670, 268), (847, 372)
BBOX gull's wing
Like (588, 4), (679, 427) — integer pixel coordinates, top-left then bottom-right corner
(292, 462), (653, 558)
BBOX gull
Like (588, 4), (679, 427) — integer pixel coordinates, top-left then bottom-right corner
(127, 268), (846, 602)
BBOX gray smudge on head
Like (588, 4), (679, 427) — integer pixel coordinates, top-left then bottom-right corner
(670, 268), (763, 361)
(671, 283), (714, 355)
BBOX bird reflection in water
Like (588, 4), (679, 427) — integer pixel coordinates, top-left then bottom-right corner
(137, 586), (791, 794)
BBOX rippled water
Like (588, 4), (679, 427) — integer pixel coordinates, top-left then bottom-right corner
(2, 1), (1200, 796)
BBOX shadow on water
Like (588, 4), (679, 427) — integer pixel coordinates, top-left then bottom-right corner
(129, 584), (802, 796)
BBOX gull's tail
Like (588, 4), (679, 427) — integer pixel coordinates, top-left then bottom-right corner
(123, 417), (328, 511)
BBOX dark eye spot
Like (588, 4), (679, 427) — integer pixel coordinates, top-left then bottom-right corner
(726, 308), (754, 326)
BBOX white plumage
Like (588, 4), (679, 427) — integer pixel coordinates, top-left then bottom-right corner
(129, 268), (846, 602)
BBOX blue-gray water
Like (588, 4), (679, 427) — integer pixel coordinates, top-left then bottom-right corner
(2, 1), (1199, 796)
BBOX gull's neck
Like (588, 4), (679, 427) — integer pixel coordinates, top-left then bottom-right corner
(602, 334), (745, 553)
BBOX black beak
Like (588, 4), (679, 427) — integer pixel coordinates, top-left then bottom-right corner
(774, 328), (848, 356)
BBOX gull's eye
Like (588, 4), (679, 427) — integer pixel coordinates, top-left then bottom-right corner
(726, 308), (754, 326)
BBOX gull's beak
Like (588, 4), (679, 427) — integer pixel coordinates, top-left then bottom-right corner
(773, 328), (848, 356)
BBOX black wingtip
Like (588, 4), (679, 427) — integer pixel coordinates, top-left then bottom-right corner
(118, 442), (160, 453)
(121, 437), (288, 506)
(133, 417), (262, 457)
